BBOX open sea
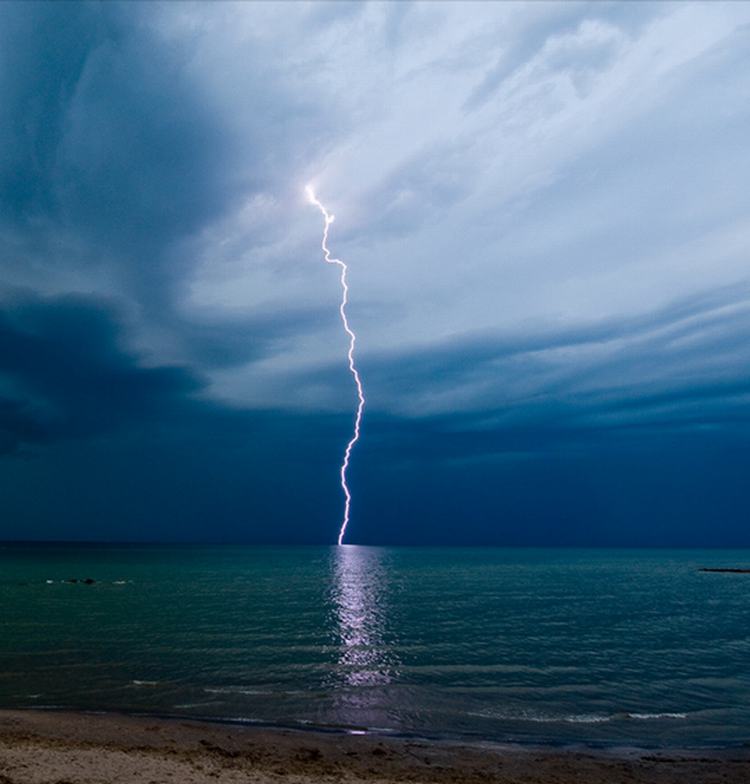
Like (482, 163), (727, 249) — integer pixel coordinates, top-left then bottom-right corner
(1, 544), (749, 748)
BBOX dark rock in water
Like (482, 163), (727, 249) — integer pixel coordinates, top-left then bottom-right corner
(699, 568), (750, 573)
(83, 578), (96, 585)
(65, 578), (79, 584)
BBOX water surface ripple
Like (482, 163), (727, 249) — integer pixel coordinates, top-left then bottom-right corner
(1, 545), (749, 747)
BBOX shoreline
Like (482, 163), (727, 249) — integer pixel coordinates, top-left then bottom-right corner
(3, 703), (748, 753)
(1, 709), (749, 783)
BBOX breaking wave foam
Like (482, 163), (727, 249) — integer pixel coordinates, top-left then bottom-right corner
(470, 709), (688, 724)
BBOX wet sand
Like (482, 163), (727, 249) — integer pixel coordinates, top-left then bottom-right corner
(0, 709), (749, 783)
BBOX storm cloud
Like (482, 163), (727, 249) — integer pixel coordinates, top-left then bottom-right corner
(1, 1), (749, 544)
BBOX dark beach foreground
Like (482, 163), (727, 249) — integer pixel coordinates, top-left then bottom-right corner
(0, 710), (749, 784)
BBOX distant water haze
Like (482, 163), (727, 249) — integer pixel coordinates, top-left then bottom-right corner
(1, 544), (749, 748)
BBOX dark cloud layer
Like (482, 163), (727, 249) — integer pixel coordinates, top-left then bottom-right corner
(0, 293), (204, 453)
(0, 3), (236, 304)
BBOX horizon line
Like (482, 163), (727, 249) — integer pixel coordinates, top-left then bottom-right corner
(1, 540), (750, 550)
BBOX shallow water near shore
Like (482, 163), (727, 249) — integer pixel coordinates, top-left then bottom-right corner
(1, 544), (749, 748)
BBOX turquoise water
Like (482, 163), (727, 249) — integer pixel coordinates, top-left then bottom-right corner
(1, 545), (749, 748)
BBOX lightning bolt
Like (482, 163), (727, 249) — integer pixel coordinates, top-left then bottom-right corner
(306, 186), (365, 546)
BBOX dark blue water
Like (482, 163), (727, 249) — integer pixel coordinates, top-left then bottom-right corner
(1, 545), (749, 748)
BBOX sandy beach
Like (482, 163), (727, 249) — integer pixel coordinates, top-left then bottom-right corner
(0, 709), (747, 784)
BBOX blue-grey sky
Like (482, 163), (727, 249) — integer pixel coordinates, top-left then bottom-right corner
(1, 1), (749, 544)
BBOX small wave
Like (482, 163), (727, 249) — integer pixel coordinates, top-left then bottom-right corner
(561, 714), (611, 724)
(626, 712), (687, 720)
(536, 713), (610, 724)
(468, 709), (611, 724)
(204, 687), (272, 696)
(469, 709), (688, 724)
(131, 680), (160, 687)
(213, 716), (262, 724)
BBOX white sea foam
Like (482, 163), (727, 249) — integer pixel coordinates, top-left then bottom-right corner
(560, 714), (611, 724)
(468, 709), (611, 724)
(204, 687), (272, 696)
(626, 712), (687, 720)
(216, 716), (262, 724)
(469, 709), (688, 724)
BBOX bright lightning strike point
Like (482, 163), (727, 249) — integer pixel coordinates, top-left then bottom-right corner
(307, 185), (365, 546)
